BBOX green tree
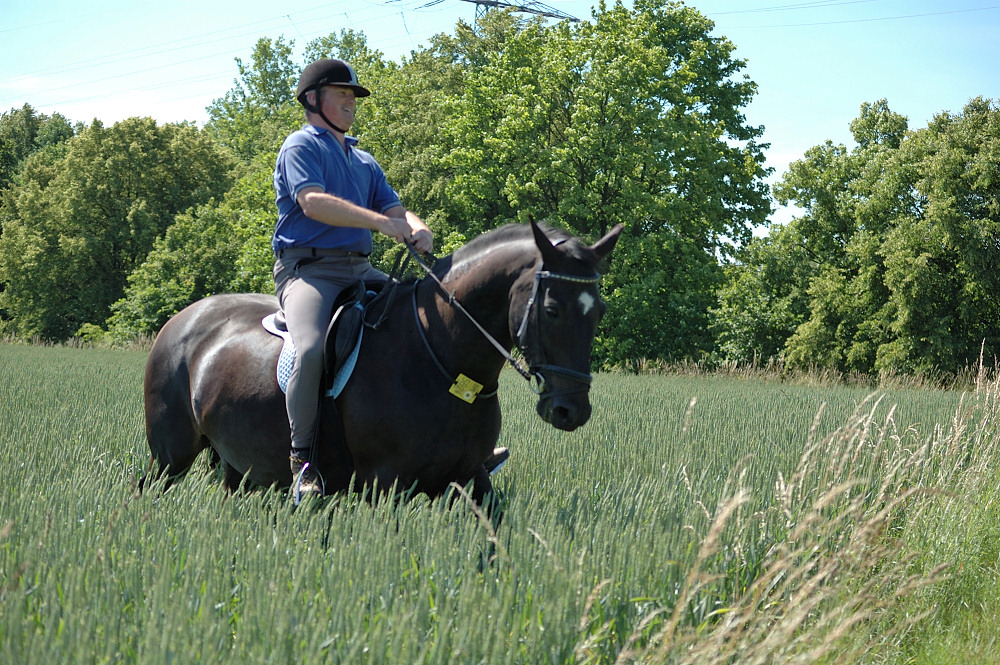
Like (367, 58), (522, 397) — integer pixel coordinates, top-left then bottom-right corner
(106, 153), (277, 338)
(206, 37), (301, 162)
(107, 4), (774, 364)
(711, 225), (813, 364)
(732, 100), (909, 372)
(0, 104), (75, 191)
(439, 0), (771, 364)
(352, 20), (493, 238)
(717, 98), (999, 375)
(876, 98), (1000, 372)
(0, 118), (236, 339)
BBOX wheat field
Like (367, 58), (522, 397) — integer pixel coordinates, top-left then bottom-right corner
(1, 344), (997, 663)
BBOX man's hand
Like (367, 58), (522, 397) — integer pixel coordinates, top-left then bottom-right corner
(409, 227), (433, 255)
(403, 210), (434, 255)
(380, 217), (412, 244)
(380, 208), (433, 254)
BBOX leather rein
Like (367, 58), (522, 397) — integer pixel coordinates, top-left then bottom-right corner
(396, 242), (601, 398)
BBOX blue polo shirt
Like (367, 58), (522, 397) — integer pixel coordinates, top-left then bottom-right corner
(272, 125), (402, 254)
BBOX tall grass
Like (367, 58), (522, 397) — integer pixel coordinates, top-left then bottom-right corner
(0, 344), (997, 663)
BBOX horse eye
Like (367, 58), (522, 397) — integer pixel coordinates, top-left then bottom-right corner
(544, 304), (561, 319)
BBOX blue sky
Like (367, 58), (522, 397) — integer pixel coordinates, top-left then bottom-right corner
(2, 0), (998, 224)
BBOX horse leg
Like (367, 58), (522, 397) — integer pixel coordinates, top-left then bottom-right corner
(468, 466), (506, 569)
(221, 458), (245, 493)
(202, 447), (247, 493)
(146, 425), (207, 489)
(471, 466), (505, 531)
(144, 379), (208, 489)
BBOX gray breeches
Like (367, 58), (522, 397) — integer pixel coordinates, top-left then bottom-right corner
(273, 254), (388, 449)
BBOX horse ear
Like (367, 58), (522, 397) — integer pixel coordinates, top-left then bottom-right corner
(590, 223), (623, 260)
(531, 220), (560, 264)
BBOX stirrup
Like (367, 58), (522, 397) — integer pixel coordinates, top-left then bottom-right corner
(292, 462), (325, 506)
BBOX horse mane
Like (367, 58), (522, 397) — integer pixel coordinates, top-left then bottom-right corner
(434, 223), (595, 281)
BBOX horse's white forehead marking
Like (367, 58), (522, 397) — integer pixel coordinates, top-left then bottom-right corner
(578, 291), (596, 316)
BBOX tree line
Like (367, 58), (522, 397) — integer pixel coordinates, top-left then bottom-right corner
(0, 0), (996, 376)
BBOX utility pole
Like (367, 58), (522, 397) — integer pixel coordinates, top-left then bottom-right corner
(457, 0), (579, 30)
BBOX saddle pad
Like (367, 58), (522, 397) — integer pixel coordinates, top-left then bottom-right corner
(261, 313), (362, 399)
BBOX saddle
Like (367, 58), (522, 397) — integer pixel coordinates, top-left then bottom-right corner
(263, 280), (377, 397)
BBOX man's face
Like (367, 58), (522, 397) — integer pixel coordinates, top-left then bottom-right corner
(318, 85), (357, 131)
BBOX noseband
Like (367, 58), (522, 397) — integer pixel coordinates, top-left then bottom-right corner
(401, 243), (601, 399)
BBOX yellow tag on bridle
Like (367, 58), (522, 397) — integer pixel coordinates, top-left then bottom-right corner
(449, 373), (484, 403)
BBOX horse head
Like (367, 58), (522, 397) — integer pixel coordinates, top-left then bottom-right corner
(514, 221), (623, 431)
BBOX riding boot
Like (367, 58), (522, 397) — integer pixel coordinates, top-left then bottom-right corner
(290, 447), (325, 504)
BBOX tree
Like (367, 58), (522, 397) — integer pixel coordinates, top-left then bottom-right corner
(716, 98), (1000, 375)
(108, 31), (410, 339)
(876, 98), (1000, 372)
(438, 0), (771, 364)
(350, 17), (516, 239)
(206, 37), (301, 163)
(711, 226), (813, 364)
(103, 3), (774, 363)
(0, 118), (236, 339)
(0, 104), (75, 192)
(725, 100), (910, 372)
(106, 153), (277, 339)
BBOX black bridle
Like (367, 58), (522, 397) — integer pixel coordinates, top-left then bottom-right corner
(399, 242), (601, 399)
(514, 269), (601, 397)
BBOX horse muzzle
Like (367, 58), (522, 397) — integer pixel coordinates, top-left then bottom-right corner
(537, 394), (592, 431)
(531, 366), (593, 431)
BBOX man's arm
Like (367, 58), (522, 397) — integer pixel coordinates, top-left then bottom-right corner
(296, 187), (412, 244)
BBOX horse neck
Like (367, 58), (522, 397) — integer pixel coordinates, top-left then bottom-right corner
(423, 241), (538, 380)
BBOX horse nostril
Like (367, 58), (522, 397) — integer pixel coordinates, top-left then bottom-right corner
(551, 405), (574, 429)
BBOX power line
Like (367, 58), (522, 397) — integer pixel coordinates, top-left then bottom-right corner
(717, 3), (1000, 28)
(710, 0), (889, 16)
(0, 2), (447, 112)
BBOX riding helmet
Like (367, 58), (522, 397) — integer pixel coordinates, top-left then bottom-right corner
(296, 58), (371, 108)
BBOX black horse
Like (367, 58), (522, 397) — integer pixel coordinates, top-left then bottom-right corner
(143, 221), (622, 507)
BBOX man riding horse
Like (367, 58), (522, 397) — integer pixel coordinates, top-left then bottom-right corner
(143, 59), (619, 509)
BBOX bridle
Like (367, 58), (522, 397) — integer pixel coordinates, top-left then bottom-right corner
(398, 242), (601, 399)
(514, 269), (601, 397)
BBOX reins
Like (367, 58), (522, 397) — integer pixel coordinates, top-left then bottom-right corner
(397, 240), (601, 399)
(409, 287), (498, 399)
(402, 242), (535, 384)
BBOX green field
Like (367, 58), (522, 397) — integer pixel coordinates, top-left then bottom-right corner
(1, 344), (998, 663)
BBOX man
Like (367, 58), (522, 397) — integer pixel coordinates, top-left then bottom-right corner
(272, 58), (434, 501)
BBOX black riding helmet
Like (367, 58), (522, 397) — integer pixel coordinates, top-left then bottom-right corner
(296, 58), (371, 111)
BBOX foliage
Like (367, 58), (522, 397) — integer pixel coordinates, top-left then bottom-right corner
(0, 104), (76, 192)
(339, 1), (769, 365)
(106, 154), (276, 339)
(711, 227), (811, 364)
(433, 1), (771, 365)
(107, 2), (770, 354)
(715, 97), (1000, 375)
(0, 118), (236, 339)
(205, 37), (302, 163)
